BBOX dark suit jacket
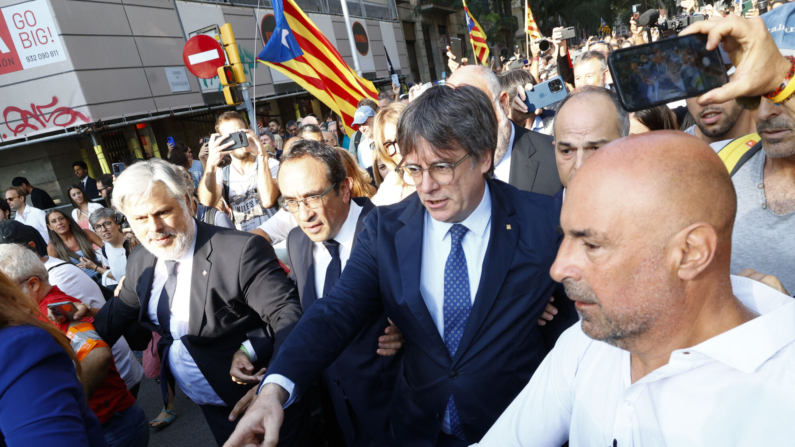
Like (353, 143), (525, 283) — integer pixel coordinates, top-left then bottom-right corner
(82, 177), (100, 201)
(266, 179), (577, 446)
(95, 220), (303, 407)
(508, 123), (563, 196)
(286, 197), (398, 443)
(29, 187), (56, 210)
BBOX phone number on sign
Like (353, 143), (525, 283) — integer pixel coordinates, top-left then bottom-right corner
(26, 50), (60, 63)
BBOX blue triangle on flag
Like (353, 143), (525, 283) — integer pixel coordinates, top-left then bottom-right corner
(257, 0), (304, 63)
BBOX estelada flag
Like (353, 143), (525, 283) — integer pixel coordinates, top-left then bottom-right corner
(256, 0), (377, 137)
(526, 1), (543, 40)
(463, 0), (489, 66)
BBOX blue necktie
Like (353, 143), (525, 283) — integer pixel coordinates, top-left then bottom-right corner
(156, 260), (178, 405)
(443, 224), (470, 441)
(322, 239), (341, 297)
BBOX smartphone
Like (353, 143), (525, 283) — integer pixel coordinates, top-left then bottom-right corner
(450, 37), (463, 62)
(47, 301), (78, 321)
(523, 76), (569, 112)
(632, 4), (642, 20)
(608, 34), (728, 112)
(758, 0), (769, 13)
(391, 73), (399, 89)
(742, 0), (754, 16)
(199, 137), (211, 146)
(167, 136), (175, 146)
(217, 131), (249, 152)
(112, 163), (125, 175)
(559, 26), (576, 40)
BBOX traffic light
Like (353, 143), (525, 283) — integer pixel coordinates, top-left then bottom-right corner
(217, 65), (243, 105)
(218, 24), (247, 106)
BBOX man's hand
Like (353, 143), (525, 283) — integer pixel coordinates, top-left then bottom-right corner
(229, 387), (258, 422)
(446, 46), (460, 73)
(231, 349), (266, 385)
(530, 39), (540, 58)
(377, 318), (404, 356)
(224, 383), (288, 447)
(206, 133), (236, 169)
(243, 129), (269, 159)
(537, 297), (558, 326)
(512, 83), (535, 114)
(114, 276), (125, 297)
(737, 269), (790, 295)
(681, 15), (792, 105)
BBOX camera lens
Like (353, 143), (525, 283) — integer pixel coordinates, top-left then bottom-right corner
(549, 80), (563, 93)
(539, 40), (550, 52)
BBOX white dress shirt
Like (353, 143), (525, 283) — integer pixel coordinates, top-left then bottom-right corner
(14, 204), (49, 244)
(493, 124), (516, 183)
(312, 201), (362, 298)
(147, 223), (225, 406)
(475, 276), (795, 447)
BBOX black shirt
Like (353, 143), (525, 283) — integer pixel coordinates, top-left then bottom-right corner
(29, 187), (56, 210)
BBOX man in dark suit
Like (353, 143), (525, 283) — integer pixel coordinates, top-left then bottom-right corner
(91, 158), (305, 446)
(11, 177), (57, 210)
(228, 85), (577, 447)
(275, 140), (401, 446)
(448, 65), (562, 196)
(72, 161), (100, 200)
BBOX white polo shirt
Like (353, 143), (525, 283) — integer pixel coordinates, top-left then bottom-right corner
(475, 276), (795, 446)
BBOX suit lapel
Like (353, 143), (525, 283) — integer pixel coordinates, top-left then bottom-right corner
(136, 252), (157, 323)
(395, 197), (449, 356)
(189, 221), (212, 336)
(299, 234), (318, 310)
(509, 124), (540, 191)
(453, 181), (518, 365)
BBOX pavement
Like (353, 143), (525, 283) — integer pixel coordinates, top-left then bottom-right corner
(136, 376), (217, 447)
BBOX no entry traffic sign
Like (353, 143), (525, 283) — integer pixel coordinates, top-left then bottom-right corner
(182, 34), (225, 79)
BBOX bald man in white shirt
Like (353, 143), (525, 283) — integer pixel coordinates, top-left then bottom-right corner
(476, 131), (795, 446)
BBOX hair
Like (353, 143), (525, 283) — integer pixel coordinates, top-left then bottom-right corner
(286, 120), (298, 129)
(260, 130), (275, 142)
(6, 186), (26, 198)
(372, 102), (407, 186)
(0, 243), (48, 285)
(72, 161), (88, 170)
(97, 173), (114, 189)
(397, 85), (498, 175)
(357, 98), (379, 112)
(168, 145), (191, 169)
(554, 86), (630, 137)
(324, 111), (337, 122)
(279, 140), (348, 195)
(273, 134), (284, 151)
(378, 91), (394, 104)
(268, 118), (280, 125)
(298, 124), (323, 138)
(112, 158), (190, 217)
(574, 50), (608, 72)
(45, 209), (97, 263)
(0, 199), (9, 219)
(631, 105), (679, 131)
(461, 65), (502, 102)
(11, 177), (29, 187)
(215, 111), (247, 133)
(498, 69), (537, 100)
(335, 148), (376, 198)
(88, 207), (120, 230)
(66, 184), (87, 209)
(0, 267), (81, 379)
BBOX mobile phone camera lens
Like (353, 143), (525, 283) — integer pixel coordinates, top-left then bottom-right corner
(550, 80), (562, 93)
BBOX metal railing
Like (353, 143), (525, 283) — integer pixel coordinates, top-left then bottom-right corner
(188, 0), (399, 21)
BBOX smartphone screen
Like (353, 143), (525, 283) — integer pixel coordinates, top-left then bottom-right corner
(608, 34), (727, 112)
(47, 301), (78, 320)
(112, 163), (125, 175)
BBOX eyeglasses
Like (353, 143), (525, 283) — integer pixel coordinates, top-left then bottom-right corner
(5, 196), (18, 202)
(383, 140), (398, 156)
(323, 138), (337, 146)
(281, 183), (336, 213)
(396, 154), (470, 186)
(93, 221), (115, 232)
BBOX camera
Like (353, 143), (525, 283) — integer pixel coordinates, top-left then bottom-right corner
(549, 79), (564, 94)
(658, 14), (705, 32)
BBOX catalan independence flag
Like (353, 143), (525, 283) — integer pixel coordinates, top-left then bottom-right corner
(526, 1), (543, 40)
(463, 0), (489, 66)
(257, 0), (377, 137)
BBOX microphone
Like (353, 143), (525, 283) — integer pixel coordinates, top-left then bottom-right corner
(637, 9), (660, 27)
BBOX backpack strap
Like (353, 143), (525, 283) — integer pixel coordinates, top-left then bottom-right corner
(47, 261), (71, 272)
(717, 133), (762, 176)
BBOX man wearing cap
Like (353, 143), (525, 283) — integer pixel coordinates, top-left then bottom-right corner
(11, 177), (56, 210)
(350, 105), (377, 175)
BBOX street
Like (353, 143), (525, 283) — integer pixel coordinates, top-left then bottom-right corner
(136, 376), (216, 447)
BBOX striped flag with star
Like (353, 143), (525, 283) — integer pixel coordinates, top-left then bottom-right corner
(256, 0), (377, 137)
(463, 0), (489, 66)
(526, 1), (543, 40)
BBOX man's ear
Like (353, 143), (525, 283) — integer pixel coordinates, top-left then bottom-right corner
(498, 91), (511, 117)
(674, 223), (718, 281)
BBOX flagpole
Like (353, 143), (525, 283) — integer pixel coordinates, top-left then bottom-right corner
(339, 0), (362, 76)
(525, 1), (529, 60)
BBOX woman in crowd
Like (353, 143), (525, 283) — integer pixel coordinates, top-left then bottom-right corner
(629, 104), (679, 134)
(68, 185), (104, 232)
(0, 272), (105, 446)
(45, 209), (104, 283)
(370, 102), (416, 206)
(336, 148), (376, 198)
(85, 208), (136, 287)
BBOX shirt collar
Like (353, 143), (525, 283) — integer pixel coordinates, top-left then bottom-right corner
(327, 200), (362, 246)
(427, 182), (492, 241)
(688, 275), (795, 374)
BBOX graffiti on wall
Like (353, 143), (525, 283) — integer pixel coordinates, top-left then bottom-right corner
(2, 96), (90, 138)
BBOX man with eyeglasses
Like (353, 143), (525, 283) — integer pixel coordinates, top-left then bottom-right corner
(322, 130), (338, 147)
(228, 85), (577, 447)
(244, 139), (401, 446)
(6, 186), (49, 244)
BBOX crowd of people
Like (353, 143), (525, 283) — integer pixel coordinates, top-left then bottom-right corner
(0, 6), (794, 447)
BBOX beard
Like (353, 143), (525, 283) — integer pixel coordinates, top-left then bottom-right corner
(696, 105), (743, 138)
(493, 111), (513, 165)
(757, 115), (795, 159)
(136, 205), (195, 261)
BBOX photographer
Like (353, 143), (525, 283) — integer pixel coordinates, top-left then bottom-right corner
(87, 208), (136, 287)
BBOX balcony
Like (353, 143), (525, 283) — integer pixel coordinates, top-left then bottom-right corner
(418, 0), (457, 15)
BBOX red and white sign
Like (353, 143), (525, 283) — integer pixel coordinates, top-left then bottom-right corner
(182, 34), (225, 79)
(0, 0), (67, 76)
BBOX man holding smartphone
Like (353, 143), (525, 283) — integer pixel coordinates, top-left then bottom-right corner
(198, 111), (280, 232)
